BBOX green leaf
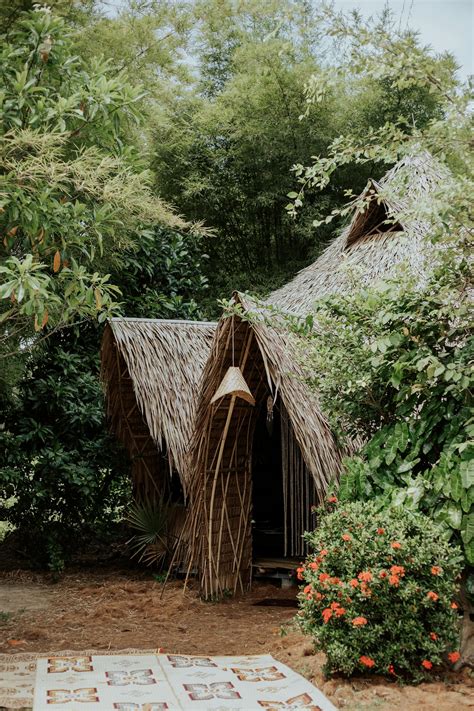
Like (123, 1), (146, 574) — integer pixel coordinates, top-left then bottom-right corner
(450, 470), (463, 503)
(460, 459), (474, 489)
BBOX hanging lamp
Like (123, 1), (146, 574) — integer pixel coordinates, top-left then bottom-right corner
(210, 316), (255, 405)
(210, 365), (255, 405)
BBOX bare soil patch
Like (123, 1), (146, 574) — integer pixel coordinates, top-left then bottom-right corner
(0, 568), (472, 710)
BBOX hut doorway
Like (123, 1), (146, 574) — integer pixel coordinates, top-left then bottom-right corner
(251, 398), (284, 559)
(251, 395), (316, 565)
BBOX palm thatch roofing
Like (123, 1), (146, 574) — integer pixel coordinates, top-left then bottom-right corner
(101, 318), (216, 493)
(269, 151), (447, 313)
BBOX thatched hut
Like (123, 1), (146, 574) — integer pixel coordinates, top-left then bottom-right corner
(181, 152), (445, 597)
(101, 317), (216, 501)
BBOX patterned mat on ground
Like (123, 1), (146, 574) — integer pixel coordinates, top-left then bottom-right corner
(0, 650), (337, 710)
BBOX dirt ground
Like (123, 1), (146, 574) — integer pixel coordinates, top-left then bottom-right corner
(0, 568), (472, 710)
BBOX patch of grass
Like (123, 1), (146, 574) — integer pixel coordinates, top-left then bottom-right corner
(0, 610), (12, 624)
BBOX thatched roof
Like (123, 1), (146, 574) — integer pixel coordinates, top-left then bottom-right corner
(269, 151), (447, 314)
(101, 318), (216, 487)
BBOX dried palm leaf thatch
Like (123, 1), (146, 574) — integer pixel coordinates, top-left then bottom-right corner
(101, 318), (216, 496)
(269, 151), (448, 314)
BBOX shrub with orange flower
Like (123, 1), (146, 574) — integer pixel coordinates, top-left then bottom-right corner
(448, 651), (460, 663)
(421, 660), (433, 670)
(297, 502), (462, 681)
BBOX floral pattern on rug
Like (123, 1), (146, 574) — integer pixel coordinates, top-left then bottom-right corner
(0, 651), (337, 710)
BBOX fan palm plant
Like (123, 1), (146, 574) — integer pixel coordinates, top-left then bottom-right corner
(125, 498), (175, 567)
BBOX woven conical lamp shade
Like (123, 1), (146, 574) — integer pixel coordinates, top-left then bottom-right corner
(210, 366), (255, 405)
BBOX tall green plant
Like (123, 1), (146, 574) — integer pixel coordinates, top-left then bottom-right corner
(0, 6), (185, 383)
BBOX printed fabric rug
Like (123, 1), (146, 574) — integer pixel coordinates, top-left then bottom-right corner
(0, 649), (337, 710)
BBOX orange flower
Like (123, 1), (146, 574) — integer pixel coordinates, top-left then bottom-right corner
(303, 584), (312, 596)
(335, 606), (346, 617)
(359, 655), (375, 668)
(308, 562), (319, 571)
(388, 664), (395, 675)
(327, 496), (338, 503)
(422, 660), (433, 670)
(360, 582), (372, 596)
(358, 571), (373, 582)
(390, 541), (402, 550)
(296, 567), (305, 581)
(330, 601), (340, 610)
(330, 577), (342, 586)
(322, 608), (333, 624)
(431, 566), (442, 575)
(427, 591), (439, 602)
(389, 575), (400, 586)
(390, 565), (405, 576)
(451, 601), (458, 609)
(319, 573), (330, 583)
(352, 616), (368, 626)
(315, 592), (324, 601)
(377, 528), (385, 535)
(430, 632), (438, 641)
(349, 578), (359, 588)
(319, 549), (328, 558)
(342, 533), (351, 541)
(379, 570), (387, 579)
(448, 651), (460, 664)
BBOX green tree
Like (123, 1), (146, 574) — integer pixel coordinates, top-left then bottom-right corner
(151, 1), (449, 305)
(0, 6), (185, 388)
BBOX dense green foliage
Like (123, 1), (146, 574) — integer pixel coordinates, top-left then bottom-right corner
(0, 6), (185, 379)
(0, 329), (130, 571)
(304, 247), (473, 565)
(297, 502), (463, 680)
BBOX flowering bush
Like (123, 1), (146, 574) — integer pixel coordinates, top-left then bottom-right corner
(297, 501), (463, 680)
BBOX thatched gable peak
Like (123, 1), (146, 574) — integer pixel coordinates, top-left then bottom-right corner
(267, 151), (446, 315)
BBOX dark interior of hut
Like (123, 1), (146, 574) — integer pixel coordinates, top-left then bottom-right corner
(251, 398), (285, 559)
